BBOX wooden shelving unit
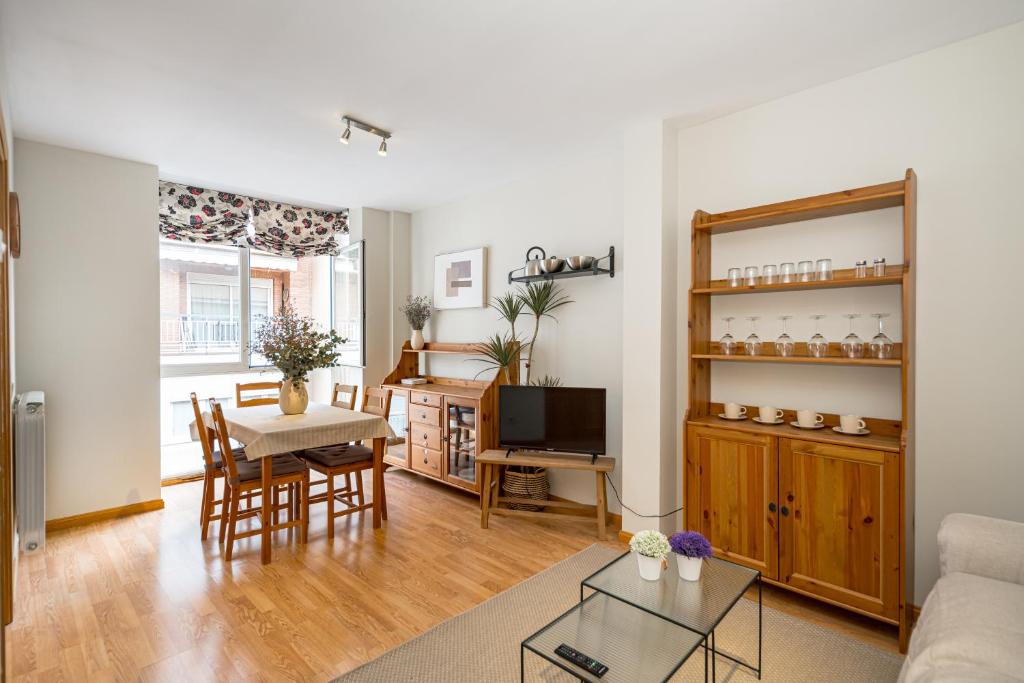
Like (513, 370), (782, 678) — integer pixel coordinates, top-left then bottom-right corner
(684, 170), (916, 653)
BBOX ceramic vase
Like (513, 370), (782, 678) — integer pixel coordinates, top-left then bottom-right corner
(677, 555), (703, 581)
(636, 553), (664, 581)
(411, 329), (425, 350)
(279, 379), (309, 415)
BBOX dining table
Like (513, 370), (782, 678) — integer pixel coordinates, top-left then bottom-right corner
(192, 401), (396, 564)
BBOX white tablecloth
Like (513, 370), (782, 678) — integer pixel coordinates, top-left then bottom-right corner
(192, 402), (396, 461)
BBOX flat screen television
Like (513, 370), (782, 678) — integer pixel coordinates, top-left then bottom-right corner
(499, 385), (606, 455)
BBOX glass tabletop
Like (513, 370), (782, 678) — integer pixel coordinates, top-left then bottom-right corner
(581, 553), (759, 636)
(522, 592), (704, 683)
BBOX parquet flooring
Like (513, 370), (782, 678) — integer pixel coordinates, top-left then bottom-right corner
(5, 469), (898, 682)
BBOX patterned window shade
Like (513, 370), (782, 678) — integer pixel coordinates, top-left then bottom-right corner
(248, 200), (348, 258)
(158, 181), (251, 245)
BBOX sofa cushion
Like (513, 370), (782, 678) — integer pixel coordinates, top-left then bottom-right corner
(900, 572), (1024, 683)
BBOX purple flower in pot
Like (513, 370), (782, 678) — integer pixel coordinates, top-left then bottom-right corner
(669, 531), (712, 581)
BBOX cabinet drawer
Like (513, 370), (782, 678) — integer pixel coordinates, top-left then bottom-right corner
(410, 445), (442, 477)
(410, 404), (441, 426)
(411, 423), (443, 451)
(410, 391), (441, 408)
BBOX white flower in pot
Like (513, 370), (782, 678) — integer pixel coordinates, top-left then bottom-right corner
(669, 531), (713, 581)
(629, 530), (671, 581)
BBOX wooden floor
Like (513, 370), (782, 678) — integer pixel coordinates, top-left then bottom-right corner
(6, 469), (899, 682)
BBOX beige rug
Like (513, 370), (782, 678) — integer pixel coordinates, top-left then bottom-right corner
(336, 545), (903, 682)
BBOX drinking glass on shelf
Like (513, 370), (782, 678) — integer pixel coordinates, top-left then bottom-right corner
(841, 314), (864, 358)
(780, 262), (796, 283)
(744, 316), (762, 355)
(743, 266), (759, 287)
(797, 260), (814, 282)
(808, 314), (828, 357)
(719, 316), (737, 355)
(815, 258), (833, 281)
(762, 264), (778, 285)
(775, 315), (795, 357)
(727, 268), (742, 288)
(869, 313), (895, 359)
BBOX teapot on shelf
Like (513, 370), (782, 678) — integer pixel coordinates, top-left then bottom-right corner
(524, 246), (546, 277)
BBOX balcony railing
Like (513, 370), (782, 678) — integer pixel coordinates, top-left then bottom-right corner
(161, 316), (240, 355)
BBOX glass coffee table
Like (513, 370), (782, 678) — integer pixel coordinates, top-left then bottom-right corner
(581, 552), (762, 682)
(521, 591), (708, 682)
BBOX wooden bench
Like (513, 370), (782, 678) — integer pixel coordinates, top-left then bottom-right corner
(477, 450), (616, 540)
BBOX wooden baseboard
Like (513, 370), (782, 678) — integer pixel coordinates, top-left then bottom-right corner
(161, 473), (204, 487)
(618, 529), (633, 543)
(46, 499), (165, 532)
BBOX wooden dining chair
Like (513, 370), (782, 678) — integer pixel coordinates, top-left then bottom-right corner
(209, 398), (311, 560)
(190, 393), (248, 541)
(235, 381), (282, 407)
(331, 383), (359, 410)
(302, 386), (392, 538)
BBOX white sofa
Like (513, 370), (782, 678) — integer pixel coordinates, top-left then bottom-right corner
(900, 514), (1024, 683)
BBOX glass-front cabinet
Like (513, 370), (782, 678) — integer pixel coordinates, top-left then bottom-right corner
(384, 388), (410, 468)
(445, 396), (478, 490)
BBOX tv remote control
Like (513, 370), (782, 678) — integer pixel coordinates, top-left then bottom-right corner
(554, 643), (608, 678)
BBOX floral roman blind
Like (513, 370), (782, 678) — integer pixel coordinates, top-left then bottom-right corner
(158, 180), (348, 257)
(158, 181), (251, 245)
(249, 200), (348, 258)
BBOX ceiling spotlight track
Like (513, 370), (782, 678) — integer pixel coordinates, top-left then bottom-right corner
(339, 115), (392, 156)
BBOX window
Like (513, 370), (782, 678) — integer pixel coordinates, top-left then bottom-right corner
(333, 240), (364, 367)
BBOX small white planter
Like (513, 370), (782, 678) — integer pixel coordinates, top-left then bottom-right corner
(411, 329), (425, 350)
(676, 555), (704, 581)
(636, 553), (664, 581)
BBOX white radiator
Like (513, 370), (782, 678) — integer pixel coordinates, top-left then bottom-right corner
(14, 391), (45, 553)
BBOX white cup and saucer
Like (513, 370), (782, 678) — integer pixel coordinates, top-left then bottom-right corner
(718, 402), (748, 420)
(790, 409), (826, 430)
(834, 415), (870, 436)
(752, 406), (785, 425)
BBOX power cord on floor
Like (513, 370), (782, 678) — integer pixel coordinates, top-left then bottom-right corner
(604, 472), (684, 519)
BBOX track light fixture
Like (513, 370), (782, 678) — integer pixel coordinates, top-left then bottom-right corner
(339, 115), (391, 156)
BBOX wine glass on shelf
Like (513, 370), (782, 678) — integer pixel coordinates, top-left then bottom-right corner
(719, 317), (737, 355)
(841, 314), (864, 358)
(775, 316), (795, 357)
(744, 316), (762, 355)
(808, 314), (828, 358)
(869, 313), (894, 359)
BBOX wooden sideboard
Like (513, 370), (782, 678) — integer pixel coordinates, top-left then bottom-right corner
(684, 171), (916, 651)
(382, 341), (516, 495)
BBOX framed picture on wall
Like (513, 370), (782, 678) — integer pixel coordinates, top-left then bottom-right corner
(433, 247), (487, 309)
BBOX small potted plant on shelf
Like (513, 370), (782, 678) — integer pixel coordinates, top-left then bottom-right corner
(253, 303), (346, 415)
(669, 530), (713, 581)
(629, 530), (671, 581)
(401, 295), (433, 350)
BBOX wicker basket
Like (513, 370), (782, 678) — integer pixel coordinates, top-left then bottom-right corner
(502, 468), (549, 511)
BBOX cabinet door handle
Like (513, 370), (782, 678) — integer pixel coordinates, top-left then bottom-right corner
(768, 502), (776, 513)
(780, 506), (789, 517)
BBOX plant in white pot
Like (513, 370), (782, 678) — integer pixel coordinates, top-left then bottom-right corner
(629, 530), (671, 581)
(253, 303), (346, 415)
(401, 295), (433, 350)
(669, 531), (713, 581)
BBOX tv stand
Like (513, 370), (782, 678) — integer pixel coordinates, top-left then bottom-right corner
(477, 449), (616, 540)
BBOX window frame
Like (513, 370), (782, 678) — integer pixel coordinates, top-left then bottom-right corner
(332, 239), (366, 369)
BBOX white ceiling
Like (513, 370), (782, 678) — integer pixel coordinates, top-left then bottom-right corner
(3, 1), (1023, 212)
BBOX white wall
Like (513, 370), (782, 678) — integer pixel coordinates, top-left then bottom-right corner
(674, 21), (1024, 601)
(411, 147), (624, 509)
(14, 140), (161, 519)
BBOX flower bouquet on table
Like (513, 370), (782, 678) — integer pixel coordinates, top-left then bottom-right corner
(629, 529), (671, 581)
(669, 531), (713, 581)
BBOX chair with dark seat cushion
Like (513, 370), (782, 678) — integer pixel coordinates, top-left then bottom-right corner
(301, 387), (391, 537)
(191, 392), (248, 541)
(209, 398), (311, 561)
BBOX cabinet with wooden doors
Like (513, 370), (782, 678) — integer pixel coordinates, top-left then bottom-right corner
(683, 171), (916, 651)
(685, 425), (778, 579)
(382, 341), (515, 494)
(779, 438), (900, 620)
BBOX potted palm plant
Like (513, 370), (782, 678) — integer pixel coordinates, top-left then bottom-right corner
(253, 304), (346, 415)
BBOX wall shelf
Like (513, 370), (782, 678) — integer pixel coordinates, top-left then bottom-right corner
(693, 264), (904, 295)
(507, 246), (614, 284)
(693, 353), (901, 367)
